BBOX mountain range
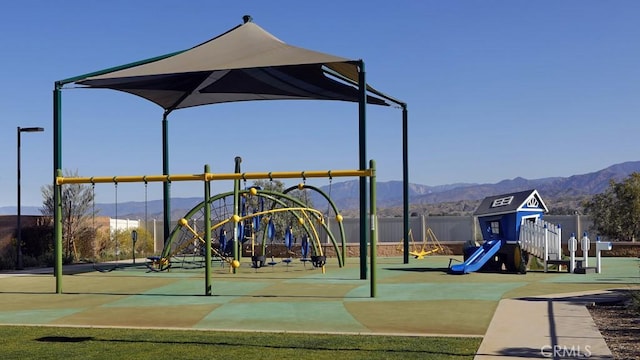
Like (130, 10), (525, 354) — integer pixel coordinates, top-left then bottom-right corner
(4, 161), (639, 217)
(300, 161), (640, 211)
(352, 161), (640, 207)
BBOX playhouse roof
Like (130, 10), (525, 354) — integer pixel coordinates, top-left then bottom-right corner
(473, 189), (548, 217)
(70, 17), (393, 111)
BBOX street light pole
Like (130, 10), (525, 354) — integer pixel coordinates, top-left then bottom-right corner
(17, 126), (44, 269)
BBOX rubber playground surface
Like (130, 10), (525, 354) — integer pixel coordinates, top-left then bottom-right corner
(0, 256), (638, 336)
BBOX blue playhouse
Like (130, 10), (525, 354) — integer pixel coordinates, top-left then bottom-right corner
(449, 189), (548, 274)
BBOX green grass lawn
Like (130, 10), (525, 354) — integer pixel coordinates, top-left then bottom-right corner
(2, 257), (635, 359)
(0, 325), (480, 360)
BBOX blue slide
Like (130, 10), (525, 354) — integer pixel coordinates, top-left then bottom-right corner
(449, 239), (502, 274)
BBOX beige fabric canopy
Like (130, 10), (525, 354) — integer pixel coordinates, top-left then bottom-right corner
(75, 17), (391, 111)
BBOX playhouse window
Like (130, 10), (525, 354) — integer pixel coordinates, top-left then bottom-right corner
(491, 196), (514, 207)
(490, 221), (500, 235)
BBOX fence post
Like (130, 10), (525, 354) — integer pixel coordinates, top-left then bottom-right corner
(581, 232), (590, 268)
(556, 224), (562, 260)
(568, 233), (577, 273)
(543, 224), (549, 272)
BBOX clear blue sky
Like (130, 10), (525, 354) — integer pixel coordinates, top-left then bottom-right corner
(1, 0), (639, 207)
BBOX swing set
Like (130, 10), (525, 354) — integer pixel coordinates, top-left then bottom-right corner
(54, 161), (377, 296)
(396, 227), (444, 259)
(88, 178), (155, 273)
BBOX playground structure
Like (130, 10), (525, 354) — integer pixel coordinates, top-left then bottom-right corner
(55, 160), (379, 296)
(396, 226), (444, 259)
(449, 189), (613, 274)
(52, 17), (408, 297)
(449, 189), (549, 274)
(162, 182), (348, 273)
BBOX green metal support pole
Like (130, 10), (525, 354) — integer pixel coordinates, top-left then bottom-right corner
(55, 169), (63, 289)
(204, 164), (212, 295)
(358, 60), (368, 280)
(53, 84), (63, 293)
(369, 160), (377, 298)
(402, 105), (410, 264)
(232, 156), (242, 273)
(51, 50), (183, 294)
(162, 111), (171, 246)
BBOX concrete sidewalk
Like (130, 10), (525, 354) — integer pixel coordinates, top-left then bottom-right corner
(0, 259), (141, 277)
(474, 290), (626, 359)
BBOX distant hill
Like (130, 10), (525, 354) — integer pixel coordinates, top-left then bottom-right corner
(3, 161), (640, 217)
(317, 161), (640, 210)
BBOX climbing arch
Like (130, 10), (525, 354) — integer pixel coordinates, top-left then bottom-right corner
(162, 187), (347, 270)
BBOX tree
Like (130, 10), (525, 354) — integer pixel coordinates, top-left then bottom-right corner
(583, 172), (640, 241)
(95, 226), (154, 261)
(249, 179), (314, 243)
(41, 170), (97, 261)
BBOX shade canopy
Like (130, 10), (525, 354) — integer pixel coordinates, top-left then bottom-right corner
(52, 16), (411, 294)
(73, 17), (392, 111)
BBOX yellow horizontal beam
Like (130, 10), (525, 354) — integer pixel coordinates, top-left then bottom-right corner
(56, 169), (374, 185)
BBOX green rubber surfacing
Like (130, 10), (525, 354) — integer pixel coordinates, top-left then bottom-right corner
(0, 256), (637, 336)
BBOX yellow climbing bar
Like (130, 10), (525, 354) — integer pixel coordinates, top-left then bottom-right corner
(56, 169), (373, 185)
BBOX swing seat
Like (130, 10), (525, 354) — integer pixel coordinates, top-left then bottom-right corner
(267, 257), (278, 266)
(310, 255), (326, 268)
(251, 255), (266, 268)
